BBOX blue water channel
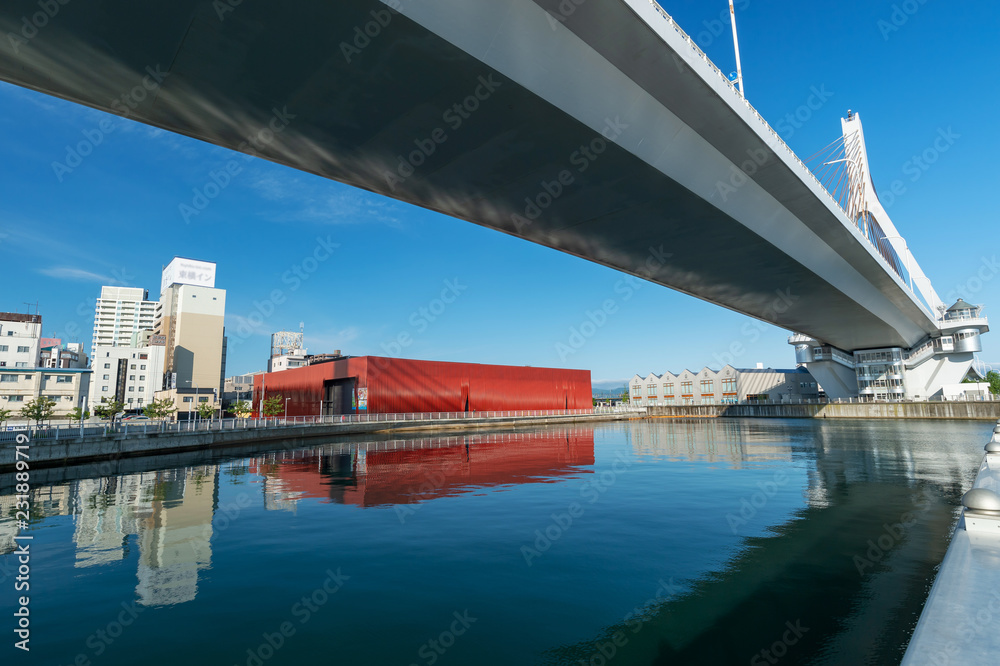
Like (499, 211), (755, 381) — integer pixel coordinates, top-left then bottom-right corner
(0, 418), (990, 665)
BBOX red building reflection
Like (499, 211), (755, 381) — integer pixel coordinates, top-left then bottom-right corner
(248, 429), (595, 508)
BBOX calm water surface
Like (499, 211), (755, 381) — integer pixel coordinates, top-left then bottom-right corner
(0, 418), (991, 665)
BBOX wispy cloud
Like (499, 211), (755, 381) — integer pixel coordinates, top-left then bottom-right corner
(307, 326), (360, 352)
(247, 171), (404, 227)
(38, 266), (117, 282)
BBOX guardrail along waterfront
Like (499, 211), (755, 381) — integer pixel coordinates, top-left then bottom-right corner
(0, 407), (645, 470)
(648, 401), (1000, 420)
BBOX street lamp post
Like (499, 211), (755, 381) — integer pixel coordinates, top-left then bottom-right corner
(285, 397), (291, 422)
(184, 380), (199, 427)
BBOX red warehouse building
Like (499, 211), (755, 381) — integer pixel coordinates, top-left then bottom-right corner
(251, 356), (592, 416)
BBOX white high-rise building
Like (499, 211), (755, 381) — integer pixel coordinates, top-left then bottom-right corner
(153, 258), (227, 418)
(91, 286), (159, 350)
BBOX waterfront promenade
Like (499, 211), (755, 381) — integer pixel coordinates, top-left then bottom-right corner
(0, 407), (642, 471)
(902, 422), (1000, 664)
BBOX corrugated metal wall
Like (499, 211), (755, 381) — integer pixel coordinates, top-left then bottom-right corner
(362, 357), (591, 413)
(253, 356), (591, 415)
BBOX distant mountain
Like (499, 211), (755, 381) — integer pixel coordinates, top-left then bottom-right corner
(592, 378), (629, 391)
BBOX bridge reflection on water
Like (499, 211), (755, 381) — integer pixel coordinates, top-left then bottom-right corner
(0, 419), (988, 665)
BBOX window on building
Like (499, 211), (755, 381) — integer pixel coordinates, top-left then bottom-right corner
(664, 384), (674, 395)
(56, 376), (71, 383)
(127, 398), (134, 403)
(139, 354), (148, 360)
(17, 346), (29, 353)
(7, 395), (23, 402)
(102, 386), (108, 391)
(140, 364), (146, 370)
(138, 387), (144, 392)
(700, 380), (714, 393)
(722, 379), (737, 392)
(129, 375), (135, 381)
(102, 374), (109, 380)
(0, 345), (7, 352)
(0, 374), (17, 383)
(130, 364), (136, 369)
(138, 398), (144, 404)
(681, 381), (693, 394)
(183, 396), (193, 402)
(646, 384), (657, 397)
(104, 363), (111, 369)
(14, 362), (26, 368)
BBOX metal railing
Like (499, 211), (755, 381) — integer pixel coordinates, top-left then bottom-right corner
(0, 408), (616, 442)
(640, 1), (917, 293)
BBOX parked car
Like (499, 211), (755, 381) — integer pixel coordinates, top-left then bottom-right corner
(122, 414), (150, 421)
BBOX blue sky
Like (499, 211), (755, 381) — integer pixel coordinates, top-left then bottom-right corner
(1, 0), (997, 388)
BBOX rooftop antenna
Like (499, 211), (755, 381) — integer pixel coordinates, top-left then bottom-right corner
(729, 0), (745, 96)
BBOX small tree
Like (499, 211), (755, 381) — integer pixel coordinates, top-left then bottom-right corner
(0, 407), (11, 428)
(988, 370), (1000, 396)
(21, 397), (56, 426)
(620, 384), (630, 403)
(67, 407), (87, 422)
(144, 398), (176, 420)
(196, 401), (215, 421)
(230, 400), (252, 418)
(263, 394), (284, 417)
(94, 398), (125, 422)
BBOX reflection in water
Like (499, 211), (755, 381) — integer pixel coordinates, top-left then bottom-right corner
(0, 420), (990, 665)
(71, 467), (218, 606)
(249, 429), (595, 510)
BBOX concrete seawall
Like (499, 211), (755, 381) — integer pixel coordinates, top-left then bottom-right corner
(1, 412), (640, 471)
(648, 402), (1000, 420)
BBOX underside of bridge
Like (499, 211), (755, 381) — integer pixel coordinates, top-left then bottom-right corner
(0, 0), (951, 352)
